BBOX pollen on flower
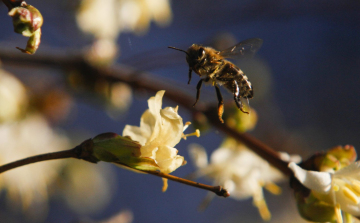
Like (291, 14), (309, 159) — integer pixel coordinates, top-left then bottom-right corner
(351, 180), (360, 193)
(162, 178), (168, 192)
(335, 203), (343, 223)
(182, 129), (200, 140)
(254, 198), (271, 221)
(182, 122), (200, 140)
(264, 182), (282, 195)
(342, 186), (360, 205)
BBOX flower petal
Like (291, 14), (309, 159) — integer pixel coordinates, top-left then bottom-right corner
(188, 144), (208, 168)
(289, 162), (332, 193)
(210, 147), (233, 164)
(122, 125), (147, 146)
(334, 161), (360, 178)
(161, 106), (181, 120)
(155, 145), (184, 173)
(146, 91), (164, 143)
(157, 108), (183, 147)
(148, 90), (164, 118)
(139, 109), (156, 140)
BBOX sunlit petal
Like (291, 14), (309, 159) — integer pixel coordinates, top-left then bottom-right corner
(288, 162), (332, 193)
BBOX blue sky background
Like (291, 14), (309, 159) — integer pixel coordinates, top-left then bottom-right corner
(0, 1), (359, 222)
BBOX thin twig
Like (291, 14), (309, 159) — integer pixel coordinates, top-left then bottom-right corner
(0, 139), (99, 174)
(0, 145), (229, 197)
(144, 170), (229, 197)
(0, 49), (291, 176)
(0, 148), (78, 174)
(1, 0), (22, 11)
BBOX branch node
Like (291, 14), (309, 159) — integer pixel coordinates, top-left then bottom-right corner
(75, 138), (99, 163)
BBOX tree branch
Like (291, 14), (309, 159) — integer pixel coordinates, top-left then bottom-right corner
(1, 0), (22, 11)
(0, 49), (291, 176)
(141, 169), (229, 197)
(0, 148), (78, 174)
(0, 144), (229, 197)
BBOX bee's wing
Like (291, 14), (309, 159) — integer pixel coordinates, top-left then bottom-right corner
(219, 38), (263, 59)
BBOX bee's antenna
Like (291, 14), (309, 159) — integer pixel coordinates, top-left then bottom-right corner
(168, 46), (189, 56)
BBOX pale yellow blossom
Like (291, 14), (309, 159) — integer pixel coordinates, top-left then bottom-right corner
(76, 0), (172, 62)
(60, 161), (115, 214)
(123, 90), (190, 174)
(0, 69), (28, 122)
(189, 139), (286, 220)
(289, 161), (360, 223)
(0, 114), (69, 214)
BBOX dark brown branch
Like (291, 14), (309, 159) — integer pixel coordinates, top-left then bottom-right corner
(0, 138), (99, 174)
(1, 0), (22, 11)
(0, 49), (291, 176)
(0, 148), (78, 174)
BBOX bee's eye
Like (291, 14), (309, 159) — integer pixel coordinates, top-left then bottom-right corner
(198, 48), (205, 57)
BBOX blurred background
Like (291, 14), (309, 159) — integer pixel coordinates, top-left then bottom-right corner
(0, 0), (359, 222)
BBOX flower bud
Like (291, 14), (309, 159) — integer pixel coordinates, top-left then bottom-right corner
(91, 132), (159, 171)
(319, 145), (356, 172)
(8, 2), (43, 36)
(16, 28), (41, 54)
(295, 191), (336, 222)
(290, 145), (358, 222)
(8, 2), (43, 54)
(224, 105), (258, 133)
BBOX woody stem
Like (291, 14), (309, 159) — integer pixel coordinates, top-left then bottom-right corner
(0, 51), (292, 176)
(142, 170), (230, 197)
(0, 149), (78, 174)
(0, 147), (229, 197)
(1, 0), (22, 11)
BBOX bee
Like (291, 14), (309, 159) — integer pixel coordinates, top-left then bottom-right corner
(168, 38), (263, 123)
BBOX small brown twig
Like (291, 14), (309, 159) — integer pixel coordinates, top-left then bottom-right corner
(0, 145), (229, 197)
(1, 0), (22, 11)
(143, 170), (229, 197)
(0, 139), (100, 174)
(0, 148), (77, 174)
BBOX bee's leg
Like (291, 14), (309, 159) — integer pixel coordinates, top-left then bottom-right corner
(233, 80), (249, 114)
(188, 69), (192, 84)
(193, 79), (203, 107)
(214, 84), (225, 123)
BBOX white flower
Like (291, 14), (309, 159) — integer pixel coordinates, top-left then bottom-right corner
(60, 161), (114, 214)
(0, 69), (28, 122)
(289, 161), (360, 222)
(123, 90), (195, 174)
(189, 139), (285, 220)
(77, 0), (172, 38)
(117, 0), (172, 33)
(0, 114), (69, 216)
(76, 0), (172, 62)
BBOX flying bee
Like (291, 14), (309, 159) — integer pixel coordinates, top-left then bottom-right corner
(168, 38), (263, 123)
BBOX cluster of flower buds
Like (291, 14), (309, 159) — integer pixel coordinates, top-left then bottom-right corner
(8, 1), (43, 54)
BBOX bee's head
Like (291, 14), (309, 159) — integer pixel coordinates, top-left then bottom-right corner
(186, 44), (206, 68)
(168, 44), (205, 69)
